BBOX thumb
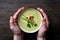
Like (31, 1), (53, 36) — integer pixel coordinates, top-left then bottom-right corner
(9, 16), (14, 26)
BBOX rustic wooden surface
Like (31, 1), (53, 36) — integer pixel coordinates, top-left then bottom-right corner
(0, 0), (60, 40)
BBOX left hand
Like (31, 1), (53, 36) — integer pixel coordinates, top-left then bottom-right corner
(9, 7), (24, 35)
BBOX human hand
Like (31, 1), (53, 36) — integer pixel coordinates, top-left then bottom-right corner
(37, 8), (49, 40)
(9, 7), (24, 35)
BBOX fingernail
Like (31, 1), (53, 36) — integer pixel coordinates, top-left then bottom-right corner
(21, 7), (24, 10)
(37, 7), (42, 11)
(10, 16), (12, 19)
(40, 9), (42, 11)
(37, 7), (40, 10)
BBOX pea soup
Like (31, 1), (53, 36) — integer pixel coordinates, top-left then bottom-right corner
(18, 8), (42, 33)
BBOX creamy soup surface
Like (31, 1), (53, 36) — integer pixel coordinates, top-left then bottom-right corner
(18, 8), (42, 32)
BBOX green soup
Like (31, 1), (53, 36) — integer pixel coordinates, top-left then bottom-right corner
(18, 8), (42, 33)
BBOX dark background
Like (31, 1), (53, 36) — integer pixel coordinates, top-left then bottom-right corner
(0, 0), (60, 40)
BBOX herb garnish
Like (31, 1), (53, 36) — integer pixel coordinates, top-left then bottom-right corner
(22, 15), (37, 28)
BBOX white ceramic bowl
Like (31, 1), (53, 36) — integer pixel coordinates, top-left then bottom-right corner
(18, 8), (42, 33)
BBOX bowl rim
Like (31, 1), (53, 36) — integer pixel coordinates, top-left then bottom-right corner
(17, 8), (43, 33)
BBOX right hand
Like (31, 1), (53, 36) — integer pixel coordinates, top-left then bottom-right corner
(37, 8), (49, 37)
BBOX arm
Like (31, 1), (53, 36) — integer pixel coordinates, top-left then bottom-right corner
(13, 35), (23, 40)
(37, 36), (45, 40)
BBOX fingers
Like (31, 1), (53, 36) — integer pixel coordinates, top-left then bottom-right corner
(37, 8), (47, 18)
(42, 18), (47, 29)
(9, 16), (14, 26)
(13, 7), (24, 20)
(10, 16), (18, 26)
(9, 16), (18, 30)
(37, 8), (49, 27)
(9, 16), (15, 30)
(42, 18), (46, 26)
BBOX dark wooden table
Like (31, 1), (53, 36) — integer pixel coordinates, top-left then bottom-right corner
(0, 0), (60, 40)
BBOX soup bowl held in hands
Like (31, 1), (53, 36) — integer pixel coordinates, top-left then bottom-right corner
(18, 8), (42, 33)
